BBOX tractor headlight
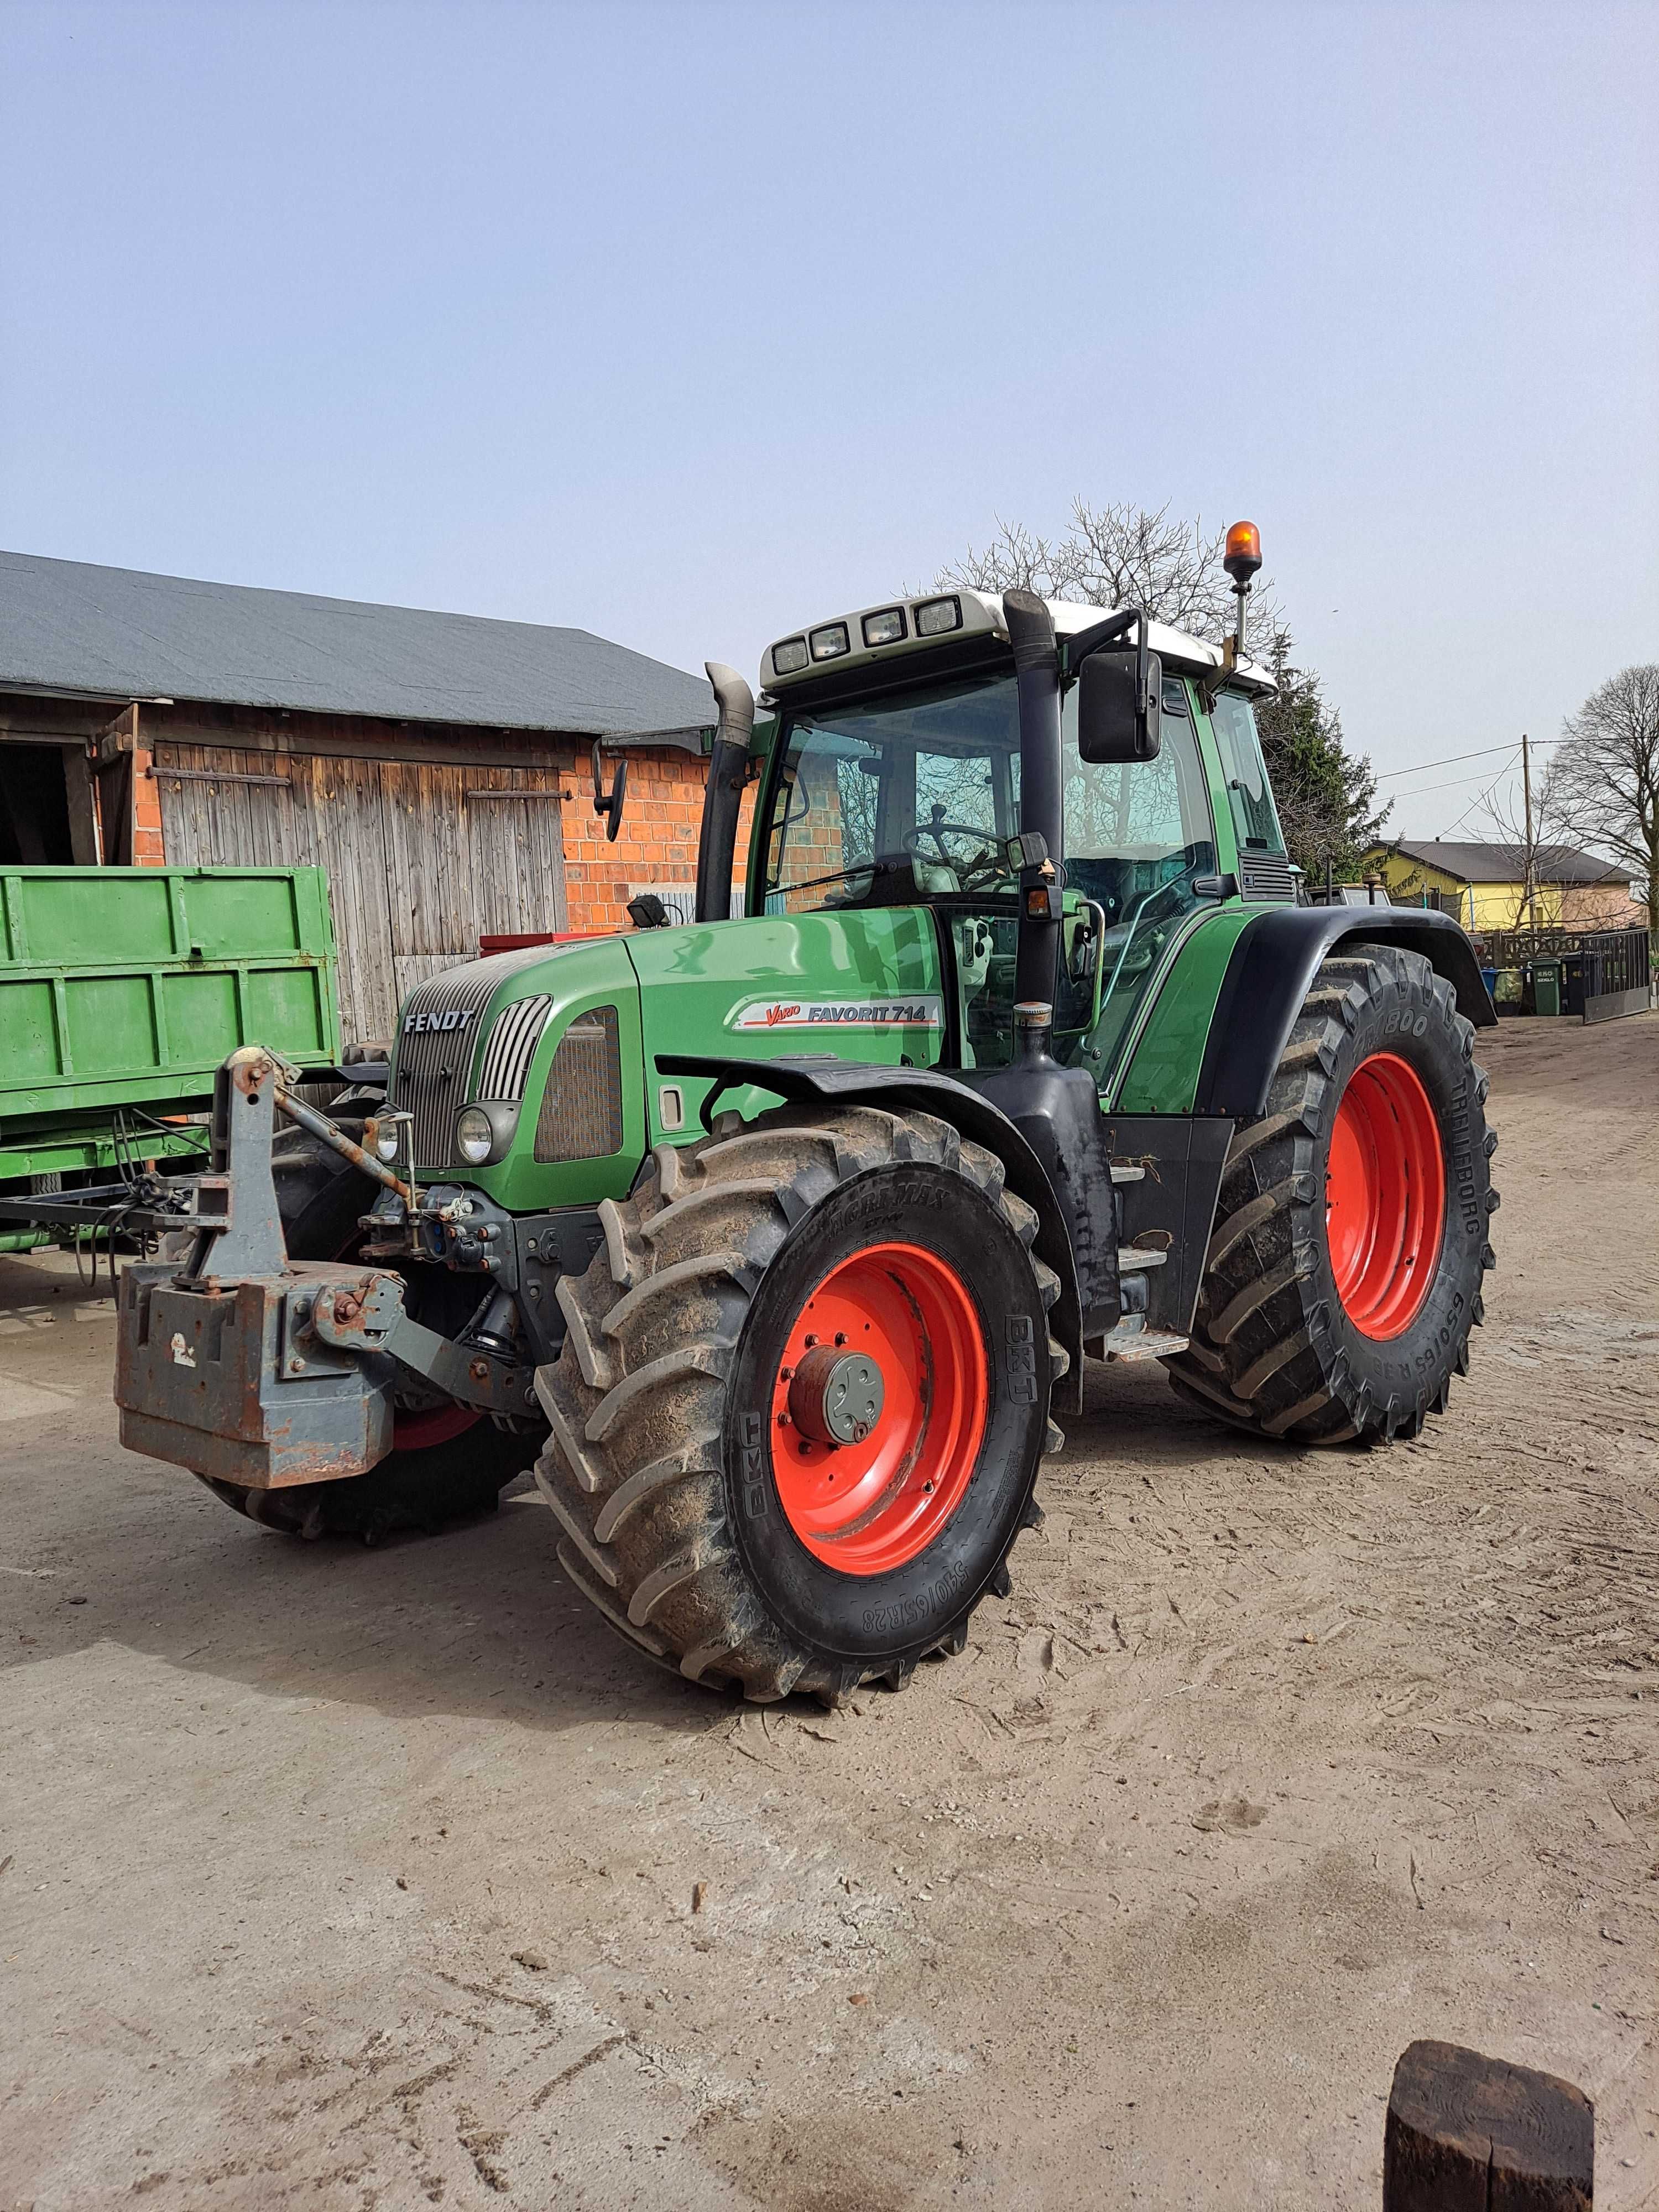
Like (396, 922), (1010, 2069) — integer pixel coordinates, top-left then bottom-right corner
(862, 607), (906, 648)
(455, 1107), (494, 1165)
(808, 622), (851, 661)
(374, 1125), (402, 1163)
(771, 636), (809, 676)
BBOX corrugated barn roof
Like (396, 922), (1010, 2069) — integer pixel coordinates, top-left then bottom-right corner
(0, 550), (716, 746)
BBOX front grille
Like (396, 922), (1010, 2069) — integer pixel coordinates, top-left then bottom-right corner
(477, 995), (552, 1102)
(391, 946), (559, 1169)
(1239, 852), (1295, 902)
(534, 1006), (623, 1162)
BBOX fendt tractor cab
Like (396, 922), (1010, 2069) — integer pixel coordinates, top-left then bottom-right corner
(116, 528), (1499, 1703)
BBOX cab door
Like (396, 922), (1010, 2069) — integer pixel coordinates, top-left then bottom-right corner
(1060, 675), (1221, 1092)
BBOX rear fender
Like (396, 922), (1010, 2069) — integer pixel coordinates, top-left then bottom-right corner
(1194, 907), (1495, 1120)
(655, 1053), (1083, 1371)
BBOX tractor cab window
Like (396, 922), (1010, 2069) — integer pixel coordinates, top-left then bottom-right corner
(1060, 680), (1215, 921)
(759, 664), (1223, 1087)
(1209, 690), (1286, 854)
(764, 672), (1021, 914)
(1055, 677), (1219, 1079)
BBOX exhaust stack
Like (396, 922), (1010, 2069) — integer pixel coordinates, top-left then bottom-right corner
(1001, 589), (1063, 1019)
(695, 662), (754, 924)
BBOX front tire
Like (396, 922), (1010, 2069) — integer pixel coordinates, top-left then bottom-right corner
(1166, 943), (1498, 1444)
(534, 1104), (1067, 1702)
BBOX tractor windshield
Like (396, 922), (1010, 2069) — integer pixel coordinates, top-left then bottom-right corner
(763, 672), (1022, 913)
(761, 669), (1217, 921)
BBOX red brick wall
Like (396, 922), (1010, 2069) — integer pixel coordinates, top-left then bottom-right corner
(561, 745), (756, 933)
(131, 739), (166, 864)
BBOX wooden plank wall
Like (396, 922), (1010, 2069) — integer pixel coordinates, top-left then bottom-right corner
(152, 747), (568, 1045)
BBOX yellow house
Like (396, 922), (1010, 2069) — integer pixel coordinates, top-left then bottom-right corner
(1360, 841), (1636, 932)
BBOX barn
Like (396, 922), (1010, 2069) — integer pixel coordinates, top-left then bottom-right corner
(0, 550), (740, 1046)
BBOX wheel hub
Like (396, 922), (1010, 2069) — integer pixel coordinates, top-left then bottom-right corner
(788, 1344), (885, 1446)
(769, 1241), (989, 1577)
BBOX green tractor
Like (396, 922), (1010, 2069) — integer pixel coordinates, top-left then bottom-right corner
(115, 528), (1499, 1703)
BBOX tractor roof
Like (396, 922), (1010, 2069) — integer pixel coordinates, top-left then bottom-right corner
(760, 588), (1276, 700)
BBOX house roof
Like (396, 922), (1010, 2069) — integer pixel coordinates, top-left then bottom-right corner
(1381, 839), (1632, 886)
(0, 550), (717, 749)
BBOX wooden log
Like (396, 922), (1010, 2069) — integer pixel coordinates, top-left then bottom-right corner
(1384, 2039), (1593, 2210)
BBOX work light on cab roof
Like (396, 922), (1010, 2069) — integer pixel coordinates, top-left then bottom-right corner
(764, 589), (985, 689)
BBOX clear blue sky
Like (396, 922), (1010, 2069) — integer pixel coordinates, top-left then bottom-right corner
(2, 1), (1655, 841)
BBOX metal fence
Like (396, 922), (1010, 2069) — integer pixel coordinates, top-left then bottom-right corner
(1468, 922), (1651, 974)
(1471, 924), (1652, 1025)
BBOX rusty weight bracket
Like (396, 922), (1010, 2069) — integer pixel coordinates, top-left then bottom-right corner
(303, 1271), (535, 1420)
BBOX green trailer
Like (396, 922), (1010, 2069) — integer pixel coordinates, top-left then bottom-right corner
(0, 865), (345, 1248)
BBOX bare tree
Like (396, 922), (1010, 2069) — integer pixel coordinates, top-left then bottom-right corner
(1548, 665), (1659, 941)
(938, 499), (1273, 640)
(934, 501), (1399, 880)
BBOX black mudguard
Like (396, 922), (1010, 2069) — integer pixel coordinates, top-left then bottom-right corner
(1194, 906), (1494, 1120)
(655, 1053), (1087, 1369)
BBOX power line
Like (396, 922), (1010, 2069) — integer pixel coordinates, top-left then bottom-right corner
(1375, 733), (1563, 784)
(1386, 750), (1522, 800)
(1438, 761), (1522, 842)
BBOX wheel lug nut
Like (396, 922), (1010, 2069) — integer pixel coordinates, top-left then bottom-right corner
(804, 1334), (817, 1348)
(833, 1332), (847, 1347)
(776, 1412), (791, 1427)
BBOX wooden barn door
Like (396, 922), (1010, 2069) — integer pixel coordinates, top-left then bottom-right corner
(156, 750), (570, 1049)
(289, 755), (400, 1046)
(463, 771), (568, 940)
(378, 761), (567, 1005)
(154, 748), (400, 1048)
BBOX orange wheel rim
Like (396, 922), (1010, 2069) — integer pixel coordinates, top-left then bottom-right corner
(1326, 1052), (1447, 1339)
(392, 1401), (481, 1450)
(770, 1241), (988, 1577)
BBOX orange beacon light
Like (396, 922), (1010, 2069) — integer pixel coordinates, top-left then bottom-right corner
(1223, 520), (1262, 583)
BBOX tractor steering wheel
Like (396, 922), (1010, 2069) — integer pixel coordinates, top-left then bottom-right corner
(902, 821), (1005, 888)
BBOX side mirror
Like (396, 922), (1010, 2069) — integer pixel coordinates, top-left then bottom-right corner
(1077, 648), (1162, 764)
(592, 742), (628, 842)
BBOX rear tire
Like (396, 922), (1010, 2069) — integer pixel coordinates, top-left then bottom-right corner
(534, 1104), (1067, 1702)
(1165, 943), (1497, 1445)
(197, 1131), (540, 1542)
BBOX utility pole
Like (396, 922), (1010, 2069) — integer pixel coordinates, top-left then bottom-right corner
(1520, 732), (1534, 927)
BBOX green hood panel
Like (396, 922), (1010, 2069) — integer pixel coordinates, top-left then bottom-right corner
(446, 910), (945, 1208)
(626, 909), (946, 1145)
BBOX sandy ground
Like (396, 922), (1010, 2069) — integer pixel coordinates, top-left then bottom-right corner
(2, 1013), (1656, 2211)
